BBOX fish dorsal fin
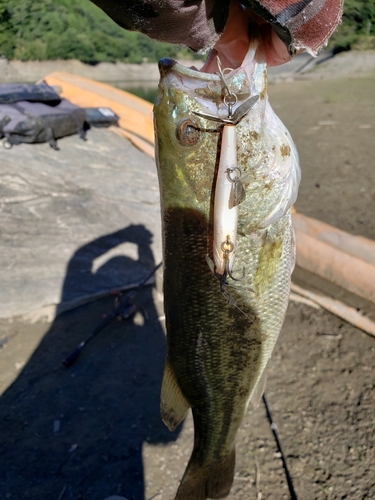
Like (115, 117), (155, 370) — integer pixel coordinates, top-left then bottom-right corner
(249, 369), (267, 409)
(160, 358), (190, 431)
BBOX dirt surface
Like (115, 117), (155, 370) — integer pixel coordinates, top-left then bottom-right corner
(0, 127), (160, 319)
(1, 70), (375, 500)
(269, 76), (375, 241)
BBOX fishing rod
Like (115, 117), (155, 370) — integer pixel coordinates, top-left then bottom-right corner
(62, 262), (162, 367)
(262, 394), (299, 500)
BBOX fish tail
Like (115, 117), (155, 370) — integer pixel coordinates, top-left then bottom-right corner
(175, 448), (235, 500)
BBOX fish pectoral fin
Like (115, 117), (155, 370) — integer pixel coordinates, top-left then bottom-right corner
(160, 359), (190, 431)
(249, 370), (267, 409)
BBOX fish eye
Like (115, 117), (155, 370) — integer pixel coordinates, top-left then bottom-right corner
(176, 119), (200, 146)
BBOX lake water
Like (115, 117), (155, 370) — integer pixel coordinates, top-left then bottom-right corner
(111, 81), (158, 103)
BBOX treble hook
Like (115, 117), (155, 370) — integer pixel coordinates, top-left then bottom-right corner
(226, 166), (246, 206)
(193, 54), (260, 124)
(216, 57), (232, 94)
(193, 95), (259, 125)
(206, 254), (254, 305)
(221, 239), (246, 282)
(216, 56), (238, 119)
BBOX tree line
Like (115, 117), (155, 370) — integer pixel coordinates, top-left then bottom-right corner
(0, 0), (374, 63)
(329, 0), (375, 52)
(0, 0), (191, 63)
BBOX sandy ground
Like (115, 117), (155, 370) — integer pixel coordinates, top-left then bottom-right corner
(1, 62), (375, 500)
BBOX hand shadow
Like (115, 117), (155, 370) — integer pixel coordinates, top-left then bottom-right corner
(0, 225), (180, 500)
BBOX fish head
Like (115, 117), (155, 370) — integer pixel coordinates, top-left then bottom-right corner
(154, 56), (300, 231)
(154, 58), (252, 211)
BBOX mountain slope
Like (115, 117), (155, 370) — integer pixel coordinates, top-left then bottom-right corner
(0, 0), (186, 63)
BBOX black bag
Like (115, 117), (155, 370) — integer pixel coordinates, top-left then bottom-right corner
(0, 99), (87, 150)
(84, 107), (119, 127)
(0, 81), (61, 105)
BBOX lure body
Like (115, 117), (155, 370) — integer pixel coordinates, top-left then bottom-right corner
(213, 124), (238, 275)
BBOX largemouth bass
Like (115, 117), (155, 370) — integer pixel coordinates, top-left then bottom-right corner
(154, 36), (300, 500)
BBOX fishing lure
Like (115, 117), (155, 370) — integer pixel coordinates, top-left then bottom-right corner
(198, 57), (258, 296)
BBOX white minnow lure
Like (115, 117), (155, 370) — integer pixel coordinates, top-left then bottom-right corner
(213, 124), (238, 276)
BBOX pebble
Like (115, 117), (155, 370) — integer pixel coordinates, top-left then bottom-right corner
(103, 497), (129, 500)
(53, 420), (61, 434)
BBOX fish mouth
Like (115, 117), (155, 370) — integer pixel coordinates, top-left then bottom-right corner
(158, 58), (252, 109)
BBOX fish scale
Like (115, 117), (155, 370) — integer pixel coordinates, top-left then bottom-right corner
(154, 36), (300, 500)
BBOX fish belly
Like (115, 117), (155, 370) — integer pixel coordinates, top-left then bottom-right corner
(160, 202), (293, 498)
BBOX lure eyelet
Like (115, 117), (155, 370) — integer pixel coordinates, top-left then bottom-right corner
(176, 119), (200, 147)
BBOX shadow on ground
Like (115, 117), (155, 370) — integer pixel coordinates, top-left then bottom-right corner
(0, 225), (179, 500)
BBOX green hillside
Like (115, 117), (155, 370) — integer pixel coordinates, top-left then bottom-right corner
(0, 0), (374, 63)
(0, 0), (191, 63)
(329, 0), (375, 51)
